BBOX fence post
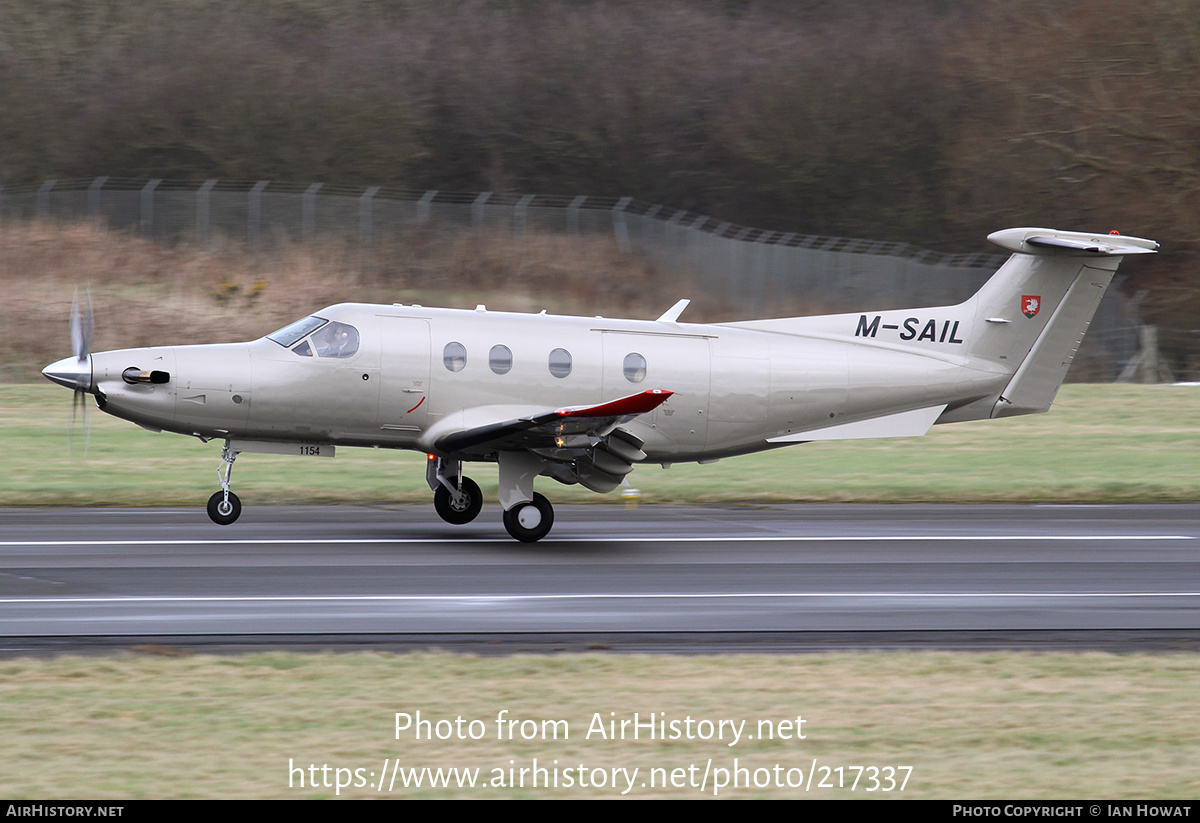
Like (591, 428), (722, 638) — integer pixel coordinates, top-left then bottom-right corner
(417, 190), (437, 223)
(248, 180), (268, 251)
(514, 194), (534, 235)
(303, 183), (322, 239)
(636, 204), (663, 248)
(359, 186), (380, 251)
(37, 180), (56, 220)
(612, 196), (632, 253)
(88, 177), (108, 223)
(472, 192), (491, 229)
(568, 196), (587, 234)
(140, 179), (161, 238)
(197, 180), (216, 247)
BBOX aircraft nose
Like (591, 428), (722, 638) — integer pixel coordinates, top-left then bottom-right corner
(42, 355), (92, 392)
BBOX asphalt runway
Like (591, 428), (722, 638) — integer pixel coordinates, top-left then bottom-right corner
(1, 503), (1199, 653)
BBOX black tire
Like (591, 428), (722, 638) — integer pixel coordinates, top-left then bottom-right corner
(206, 490), (242, 525)
(434, 476), (483, 525)
(502, 493), (554, 542)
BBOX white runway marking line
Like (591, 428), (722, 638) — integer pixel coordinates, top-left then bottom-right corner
(0, 534), (1194, 547)
(4, 592), (1200, 605)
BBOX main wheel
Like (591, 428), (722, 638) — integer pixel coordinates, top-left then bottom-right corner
(206, 490), (242, 525)
(502, 493), (554, 542)
(434, 476), (483, 525)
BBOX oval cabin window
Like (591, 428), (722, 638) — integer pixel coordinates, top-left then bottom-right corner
(623, 352), (647, 383)
(489, 344), (513, 375)
(548, 348), (572, 378)
(443, 342), (467, 372)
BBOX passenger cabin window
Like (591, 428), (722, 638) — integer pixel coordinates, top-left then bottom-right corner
(548, 348), (572, 378)
(623, 352), (647, 383)
(311, 321), (360, 358)
(444, 342), (467, 372)
(489, 344), (512, 375)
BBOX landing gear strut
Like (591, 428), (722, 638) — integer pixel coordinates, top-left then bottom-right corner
(496, 451), (555, 542)
(207, 442), (242, 525)
(428, 453), (557, 541)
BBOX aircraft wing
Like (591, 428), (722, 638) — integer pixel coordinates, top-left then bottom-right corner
(433, 389), (673, 455)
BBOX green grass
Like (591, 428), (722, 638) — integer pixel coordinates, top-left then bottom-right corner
(1, 650), (1198, 799)
(3, 382), (1198, 506)
(3, 383), (1199, 799)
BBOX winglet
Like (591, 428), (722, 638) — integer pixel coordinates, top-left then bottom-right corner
(556, 389), (673, 418)
(656, 299), (690, 323)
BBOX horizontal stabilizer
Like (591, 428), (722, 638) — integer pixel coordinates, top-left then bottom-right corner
(988, 228), (1158, 257)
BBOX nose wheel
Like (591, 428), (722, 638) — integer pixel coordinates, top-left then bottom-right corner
(502, 493), (554, 542)
(207, 490), (242, 525)
(207, 442), (242, 525)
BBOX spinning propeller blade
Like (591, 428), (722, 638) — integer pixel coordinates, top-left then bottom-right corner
(70, 286), (93, 364)
(44, 287), (96, 458)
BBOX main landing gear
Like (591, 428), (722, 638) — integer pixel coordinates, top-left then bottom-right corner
(433, 475), (483, 525)
(427, 454), (556, 542)
(429, 456), (484, 525)
(501, 493), (554, 543)
(207, 442), (242, 525)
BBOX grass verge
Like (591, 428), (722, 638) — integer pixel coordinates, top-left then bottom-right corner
(5, 371), (1198, 800)
(3, 383), (1198, 506)
(2, 650), (1198, 799)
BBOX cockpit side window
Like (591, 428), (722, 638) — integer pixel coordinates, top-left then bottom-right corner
(312, 321), (360, 358)
(268, 315), (328, 348)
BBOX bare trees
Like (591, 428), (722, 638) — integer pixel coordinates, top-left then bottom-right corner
(0, 0), (1195, 252)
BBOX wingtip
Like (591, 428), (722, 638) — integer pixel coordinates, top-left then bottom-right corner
(656, 299), (691, 323)
(556, 388), (674, 418)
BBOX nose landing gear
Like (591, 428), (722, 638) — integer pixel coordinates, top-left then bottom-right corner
(207, 442), (242, 525)
(207, 489), (242, 525)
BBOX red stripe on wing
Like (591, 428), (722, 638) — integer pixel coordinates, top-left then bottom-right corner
(554, 389), (673, 418)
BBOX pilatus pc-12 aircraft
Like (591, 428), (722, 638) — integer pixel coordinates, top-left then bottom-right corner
(43, 227), (1156, 541)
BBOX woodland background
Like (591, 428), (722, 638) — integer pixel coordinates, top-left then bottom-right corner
(1, 0), (1196, 372)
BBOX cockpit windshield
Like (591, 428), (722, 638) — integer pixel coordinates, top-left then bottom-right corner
(267, 316), (328, 348)
(267, 315), (360, 358)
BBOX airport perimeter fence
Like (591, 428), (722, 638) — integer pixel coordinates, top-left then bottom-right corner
(1, 177), (1144, 380)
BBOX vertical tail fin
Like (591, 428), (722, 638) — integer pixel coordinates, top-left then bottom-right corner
(968, 228), (1157, 418)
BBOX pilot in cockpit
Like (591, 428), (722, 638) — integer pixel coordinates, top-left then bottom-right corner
(312, 322), (358, 358)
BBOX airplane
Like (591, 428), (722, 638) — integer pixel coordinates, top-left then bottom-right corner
(42, 227), (1157, 542)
